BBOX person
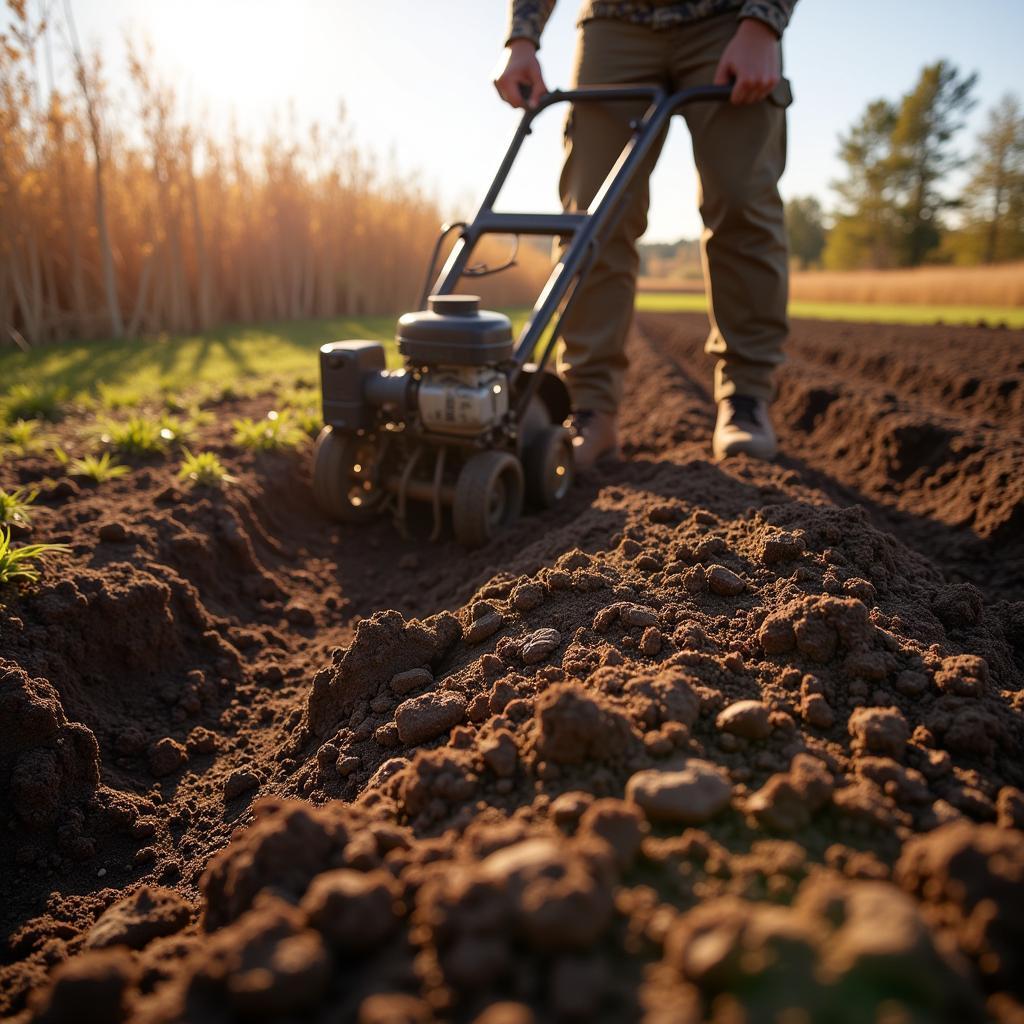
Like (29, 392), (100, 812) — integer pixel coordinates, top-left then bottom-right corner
(494, 0), (797, 469)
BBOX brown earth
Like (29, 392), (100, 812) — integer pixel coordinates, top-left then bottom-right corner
(1, 312), (1022, 1024)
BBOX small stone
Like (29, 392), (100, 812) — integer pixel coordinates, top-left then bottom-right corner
(390, 667), (432, 695)
(521, 628), (561, 665)
(337, 755), (360, 776)
(706, 565), (745, 597)
(620, 604), (658, 628)
(511, 582), (545, 611)
(395, 691), (467, 745)
(466, 610), (504, 644)
(147, 737), (186, 778)
(626, 760), (733, 825)
(224, 767), (260, 800)
(716, 699), (771, 740)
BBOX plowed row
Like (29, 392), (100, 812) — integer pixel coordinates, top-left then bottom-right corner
(2, 313), (1022, 1024)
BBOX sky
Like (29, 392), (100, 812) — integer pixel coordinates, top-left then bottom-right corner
(9, 0), (1024, 242)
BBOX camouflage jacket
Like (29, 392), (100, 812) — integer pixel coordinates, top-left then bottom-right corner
(507, 0), (797, 48)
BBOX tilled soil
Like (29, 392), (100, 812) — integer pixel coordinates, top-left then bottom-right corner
(1, 312), (1022, 1024)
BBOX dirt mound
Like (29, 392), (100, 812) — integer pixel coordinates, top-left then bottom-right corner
(639, 312), (1024, 601)
(2, 319), (1023, 1022)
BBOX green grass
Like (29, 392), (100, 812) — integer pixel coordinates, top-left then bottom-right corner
(177, 449), (236, 488)
(635, 291), (1024, 328)
(3, 419), (45, 454)
(232, 413), (306, 451)
(0, 317), (400, 411)
(1, 382), (67, 423)
(69, 451), (130, 483)
(7, 296), (1014, 429)
(0, 487), (38, 528)
(100, 416), (177, 456)
(0, 527), (69, 590)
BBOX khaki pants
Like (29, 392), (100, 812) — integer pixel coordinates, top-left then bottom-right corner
(557, 13), (791, 412)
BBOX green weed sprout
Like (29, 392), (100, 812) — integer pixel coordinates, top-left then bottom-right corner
(102, 416), (171, 456)
(4, 419), (43, 453)
(0, 487), (39, 528)
(2, 383), (66, 423)
(177, 449), (236, 488)
(0, 527), (69, 589)
(70, 451), (130, 482)
(232, 412), (304, 451)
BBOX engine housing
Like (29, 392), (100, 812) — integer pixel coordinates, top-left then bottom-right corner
(417, 366), (509, 436)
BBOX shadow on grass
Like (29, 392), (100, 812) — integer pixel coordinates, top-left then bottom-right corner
(0, 315), (404, 407)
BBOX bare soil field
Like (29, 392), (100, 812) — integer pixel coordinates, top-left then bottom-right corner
(1, 312), (1022, 1023)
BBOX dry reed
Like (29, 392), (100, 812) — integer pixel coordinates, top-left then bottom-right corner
(788, 263), (1024, 307)
(0, 26), (549, 348)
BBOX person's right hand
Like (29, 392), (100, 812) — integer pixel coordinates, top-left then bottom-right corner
(493, 39), (548, 109)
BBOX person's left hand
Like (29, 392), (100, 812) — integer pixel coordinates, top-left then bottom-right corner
(713, 18), (781, 105)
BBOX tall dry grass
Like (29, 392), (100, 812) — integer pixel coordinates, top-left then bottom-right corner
(0, 25), (549, 348)
(788, 263), (1024, 307)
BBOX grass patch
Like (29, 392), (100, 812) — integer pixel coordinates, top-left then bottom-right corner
(177, 449), (236, 488)
(2, 383), (67, 423)
(0, 312), (535, 416)
(100, 416), (177, 457)
(0, 487), (38, 528)
(635, 291), (1024, 328)
(3, 419), (45, 454)
(0, 317), (399, 411)
(69, 452), (130, 483)
(0, 527), (69, 590)
(232, 413), (306, 451)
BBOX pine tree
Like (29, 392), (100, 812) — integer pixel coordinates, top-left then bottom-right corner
(889, 61), (977, 266)
(823, 100), (899, 269)
(959, 94), (1024, 263)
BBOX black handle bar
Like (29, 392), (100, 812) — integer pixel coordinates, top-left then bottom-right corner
(430, 83), (734, 406)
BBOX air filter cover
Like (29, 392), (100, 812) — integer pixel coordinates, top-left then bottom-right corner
(398, 295), (514, 366)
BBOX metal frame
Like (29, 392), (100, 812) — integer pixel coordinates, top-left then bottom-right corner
(428, 83), (733, 411)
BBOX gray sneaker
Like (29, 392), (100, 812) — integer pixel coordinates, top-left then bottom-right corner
(713, 395), (778, 461)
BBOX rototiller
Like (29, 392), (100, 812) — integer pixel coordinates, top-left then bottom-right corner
(313, 83), (730, 546)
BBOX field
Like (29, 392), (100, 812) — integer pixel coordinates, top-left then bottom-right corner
(638, 261), (1024, 328)
(1, 308), (1023, 1023)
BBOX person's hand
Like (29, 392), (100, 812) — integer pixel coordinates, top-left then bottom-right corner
(493, 39), (548, 109)
(713, 18), (781, 105)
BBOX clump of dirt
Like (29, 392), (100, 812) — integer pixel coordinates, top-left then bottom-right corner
(2, 319), (1022, 1022)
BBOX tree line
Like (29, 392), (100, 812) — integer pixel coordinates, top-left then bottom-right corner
(786, 61), (1024, 271)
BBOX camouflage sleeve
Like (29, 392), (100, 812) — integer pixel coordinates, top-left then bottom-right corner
(506, 0), (556, 48)
(739, 0), (797, 37)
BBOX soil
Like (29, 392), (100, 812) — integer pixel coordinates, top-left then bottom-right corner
(1, 312), (1022, 1024)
